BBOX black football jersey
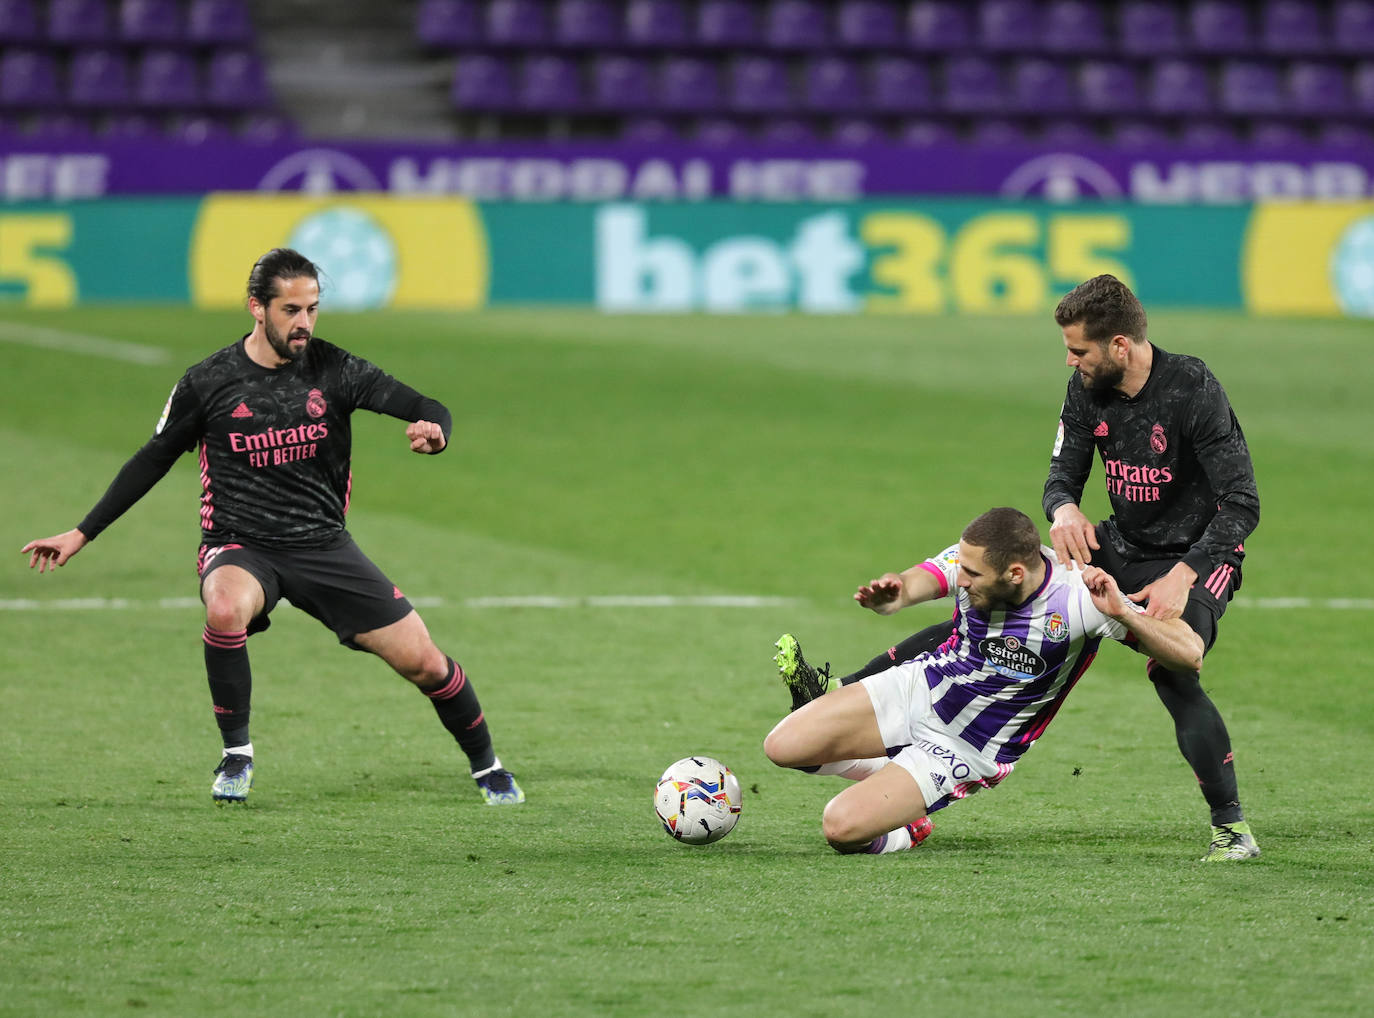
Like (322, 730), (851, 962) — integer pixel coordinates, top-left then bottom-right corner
(79, 335), (450, 549)
(1043, 345), (1259, 580)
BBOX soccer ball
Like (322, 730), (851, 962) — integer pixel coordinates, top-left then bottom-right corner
(653, 756), (742, 845)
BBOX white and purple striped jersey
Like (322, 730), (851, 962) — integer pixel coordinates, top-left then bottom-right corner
(915, 544), (1134, 772)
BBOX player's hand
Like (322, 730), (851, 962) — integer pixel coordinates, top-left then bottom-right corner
(1127, 563), (1195, 621)
(21, 529), (88, 573)
(406, 420), (446, 454)
(1082, 565), (1127, 619)
(854, 573), (905, 615)
(1049, 503), (1098, 570)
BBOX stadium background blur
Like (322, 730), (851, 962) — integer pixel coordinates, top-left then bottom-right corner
(3, 3), (1372, 1018)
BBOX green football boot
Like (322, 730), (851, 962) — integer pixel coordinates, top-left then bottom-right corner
(211, 753), (254, 803)
(774, 634), (831, 712)
(1201, 821), (1260, 861)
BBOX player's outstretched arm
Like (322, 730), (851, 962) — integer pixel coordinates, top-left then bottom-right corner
(406, 420), (447, 454)
(21, 529), (89, 574)
(1083, 566), (1203, 672)
(855, 565), (943, 616)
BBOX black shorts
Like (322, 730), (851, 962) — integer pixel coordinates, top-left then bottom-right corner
(197, 534), (414, 649)
(1091, 523), (1242, 657)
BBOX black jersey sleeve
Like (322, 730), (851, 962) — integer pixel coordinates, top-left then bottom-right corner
(1180, 373), (1260, 578)
(77, 376), (204, 540)
(1042, 381), (1096, 521)
(342, 353), (453, 452)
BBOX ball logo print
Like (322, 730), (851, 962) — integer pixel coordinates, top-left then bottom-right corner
(654, 756), (742, 845)
(289, 207), (399, 311)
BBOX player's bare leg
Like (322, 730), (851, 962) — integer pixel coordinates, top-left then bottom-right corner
(355, 611), (524, 804)
(821, 763), (931, 854)
(763, 682), (888, 768)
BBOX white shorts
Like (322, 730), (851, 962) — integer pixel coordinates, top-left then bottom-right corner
(861, 661), (1013, 813)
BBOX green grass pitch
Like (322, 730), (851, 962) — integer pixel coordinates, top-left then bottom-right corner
(1, 307), (1370, 1017)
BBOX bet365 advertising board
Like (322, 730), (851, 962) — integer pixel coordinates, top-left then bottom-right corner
(1, 194), (1372, 316)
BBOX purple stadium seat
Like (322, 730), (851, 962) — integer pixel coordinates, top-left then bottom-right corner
(1288, 61), (1351, 115)
(1119, 1), (1184, 58)
(1078, 61), (1142, 114)
(620, 115), (677, 142)
(135, 48), (199, 108)
(695, 116), (746, 145)
(836, 0), (900, 49)
(898, 118), (957, 145)
(1218, 60), (1285, 115)
(169, 113), (233, 143)
(486, 0), (550, 46)
(978, 0), (1038, 52)
(1249, 120), (1308, 147)
(555, 0), (621, 46)
(451, 53), (515, 110)
(1112, 119), (1173, 148)
(28, 112), (94, 137)
(1148, 59), (1213, 115)
(1011, 58), (1076, 113)
(970, 118), (1029, 145)
(1040, 0), (1109, 53)
(0, 48), (61, 107)
(186, 0), (252, 45)
(1188, 1), (1253, 55)
(47, 0), (113, 45)
(832, 116), (884, 146)
(205, 48), (270, 109)
(518, 54), (582, 111)
(1041, 119), (1099, 146)
(1353, 61), (1374, 112)
(697, 0), (760, 46)
(1178, 119), (1239, 147)
(1333, 1), (1374, 54)
(591, 54), (654, 111)
(625, 0), (690, 46)
(102, 111), (157, 138)
(764, 0), (830, 50)
(659, 56), (721, 112)
(239, 111), (294, 142)
(0, 0), (40, 44)
(943, 54), (1004, 113)
(1260, 1), (1327, 55)
(868, 55), (934, 112)
(68, 48), (130, 108)
(727, 55), (793, 113)
(802, 56), (863, 113)
(416, 0), (482, 48)
(908, 1), (972, 52)
(1317, 121), (1374, 146)
(759, 117), (817, 144)
(120, 0), (181, 43)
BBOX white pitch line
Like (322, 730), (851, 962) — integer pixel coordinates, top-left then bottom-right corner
(1, 595), (1369, 613)
(0, 322), (170, 365)
(0, 594), (799, 612)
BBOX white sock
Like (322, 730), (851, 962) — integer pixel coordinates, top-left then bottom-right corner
(471, 757), (503, 780)
(223, 743), (253, 759)
(816, 757), (886, 782)
(868, 825), (915, 854)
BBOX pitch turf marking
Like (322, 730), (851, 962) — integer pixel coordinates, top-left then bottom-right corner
(2, 596), (1371, 612)
(0, 322), (170, 365)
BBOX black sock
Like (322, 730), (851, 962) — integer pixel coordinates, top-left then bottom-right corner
(839, 621), (953, 685)
(1149, 664), (1244, 826)
(204, 626), (251, 749)
(423, 656), (496, 774)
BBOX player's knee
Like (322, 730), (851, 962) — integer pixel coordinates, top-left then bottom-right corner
(395, 642), (448, 687)
(821, 798), (869, 849)
(763, 722), (804, 768)
(203, 592), (253, 633)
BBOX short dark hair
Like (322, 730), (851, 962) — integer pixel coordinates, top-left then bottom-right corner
(246, 248), (319, 307)
(961, 507), (1043, 574)
(1054, 274), (1147, 344)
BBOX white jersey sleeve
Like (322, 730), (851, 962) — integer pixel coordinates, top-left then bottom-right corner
(1070, 578), (1140, 643)
(917, 544), (961, 599)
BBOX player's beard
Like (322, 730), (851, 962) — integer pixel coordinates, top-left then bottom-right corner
(967, 577), (1022, 613)
(1081, 358), (1125, 392)
(264, 318), (310, 363)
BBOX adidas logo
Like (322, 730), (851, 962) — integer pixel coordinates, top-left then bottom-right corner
(1093, 421), (1109, 437)
(230, 402), (253, 419)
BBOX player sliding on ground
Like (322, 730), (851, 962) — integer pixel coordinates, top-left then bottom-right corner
(764, 507), (1204, 856)
(21, 248), (524, 807)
